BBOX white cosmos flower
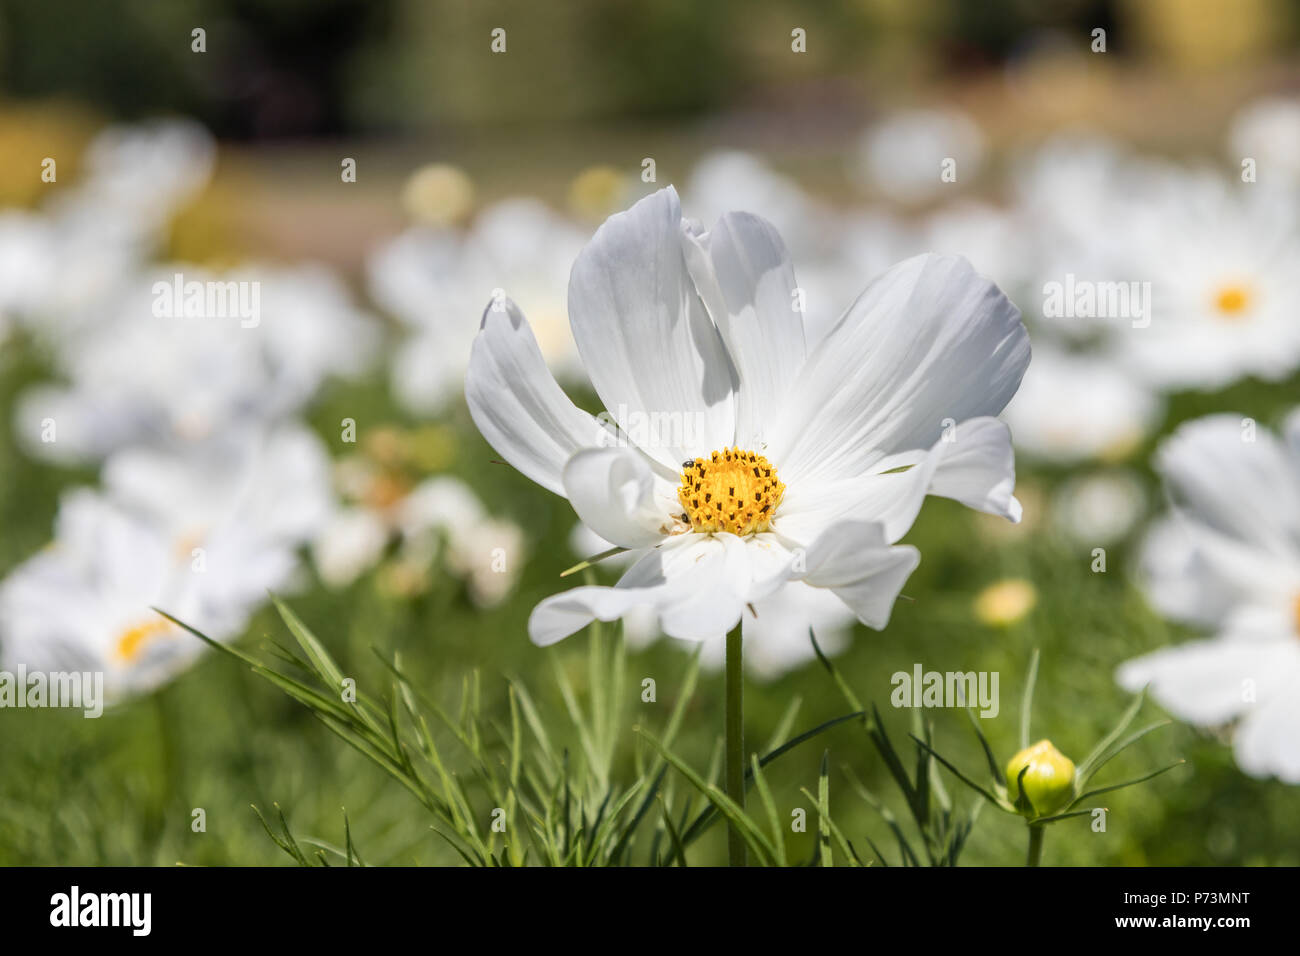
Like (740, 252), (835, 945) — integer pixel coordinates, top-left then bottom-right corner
(1117, 411), (1300, 783)
(370, 198), (587, 413)
(14, 263), (377, 463)
(0, 488), (296, 700)
(465, 187), (1030, 647)
(1002, 343), (1162, 464)
(1012, 132), (1171, 342)
(1109, 168), (1300, 390)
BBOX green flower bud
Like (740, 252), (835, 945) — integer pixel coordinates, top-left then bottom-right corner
(1005, 739), (1075, 816)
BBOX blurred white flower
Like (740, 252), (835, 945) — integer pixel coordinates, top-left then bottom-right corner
(1117, 411), (1300, 783)
(685, 150), (831, 256)
(1012, 131), (1133, 245)
(698, 583), (854, 681)
(400, 477), (525, 606)
(101, 422), (333, 551)
(2, 121), (217, 338)
(445, 515), (525, 607)
(855, 108), (985, 203)
(1108, 169), (1300, 390)
(0, 488), (295, 700)
(921, 199), (1032, 294)
(314, 471), (524, 606)
(369, 198), (586, 414)
(1013, 132), (1165, 341)
(313, 507), (390, 589)
(15, 263), (377, 463)
(1227, 96), (1300, 185)
(0, 213), (58, 320)
(1002, 344), (1162, 463)
(466, 187), (1029, 648)
(68, 119), (215, 233)
(1051, 469), (1146, 545)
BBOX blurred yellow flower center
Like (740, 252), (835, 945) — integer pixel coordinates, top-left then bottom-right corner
(114, 618), (173, 663)
(401, 163), (474, 226)
(363, 472), (411, 511)
(678, 448), (784, 537)
(1213, 284), (1251, 319)
(1293, 593), (1300, 636)
(974, 578), (1037, 627)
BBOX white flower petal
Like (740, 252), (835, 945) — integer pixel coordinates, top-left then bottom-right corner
(740, 581), (856, 681)
(562, 447), (674, 549)
(312, 509), (389, 588)
(1286, 406), (1300, 460)
(465, 297), (605, 496)
(1117, 637), (1296, 728)
(774, 415), (1018, 546)
(928, 417), (1021, 521)
(1139, 517), (1245, 628)
(774, 449), (936, 545)
(769, 253), (1029, 486)
(1234, 664), (1300, 783)
(682, 212), (805, 448)
(1157, 414), (1300, 552)
(794, 521), (921, 629)
(567, 186), (736, 468)
(528, 533), (750, 645)
(399, 476), (487, 537)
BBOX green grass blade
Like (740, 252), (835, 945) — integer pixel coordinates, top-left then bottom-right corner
(1020, 648), (1040, 750)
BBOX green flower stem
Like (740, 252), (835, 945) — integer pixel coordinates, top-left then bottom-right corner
(1027, 824), (1044, 867)
(725, 623), (746, 867)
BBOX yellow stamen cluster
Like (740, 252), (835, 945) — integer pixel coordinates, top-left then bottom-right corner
(1213, 284), (1251, 320)
(677, 447), (784, 537)
(1293, 593), (1300, 638)
(115, 618), (173, 663)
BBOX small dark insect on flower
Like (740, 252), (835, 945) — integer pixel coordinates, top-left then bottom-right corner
(682, 459), (694, 468)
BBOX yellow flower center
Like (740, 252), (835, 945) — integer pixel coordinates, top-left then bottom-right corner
(678, 447), (785, 537)
(1213, 284), (1252, 320)
(1293, 593), (1300, 637)
(114, 618), (174, 663)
